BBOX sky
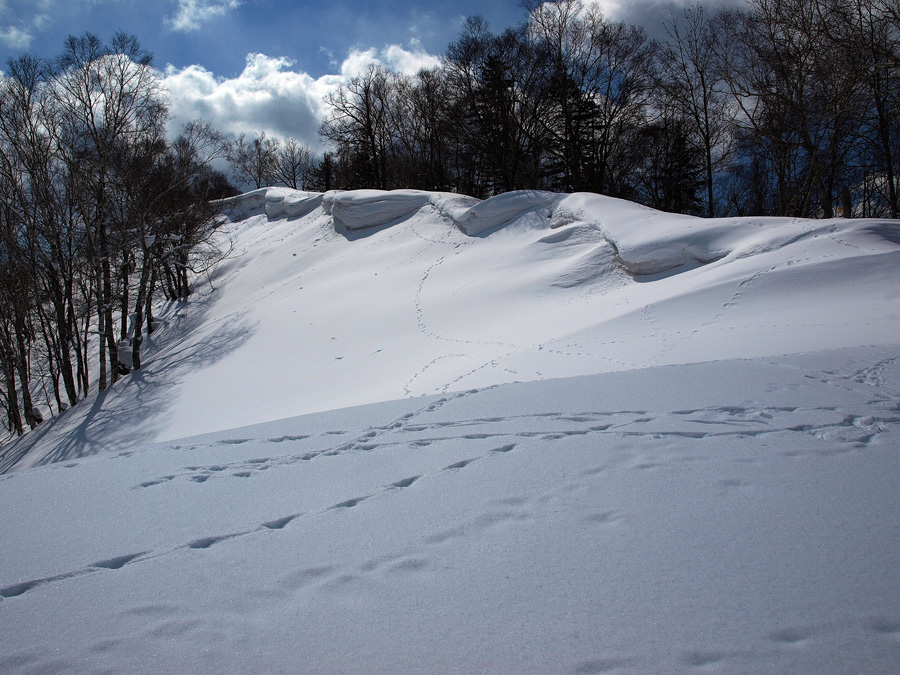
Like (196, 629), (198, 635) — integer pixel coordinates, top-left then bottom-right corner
(0, 0), (739, 153)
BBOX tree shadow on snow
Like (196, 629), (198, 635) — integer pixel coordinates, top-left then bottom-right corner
(0, 294), (257, 474)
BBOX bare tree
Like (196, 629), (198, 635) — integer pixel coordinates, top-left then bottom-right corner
(320, 65), (396, 189)
(823, 0), (900, 216)
(716, 0), (866, 217)
(50, 32), (168, 389)
(225, 131), (279, 189)
(525, 2), (658, 196)
(659, 3), (734, 216)
(446, 19), (549, 195)
(273, 137), (314, 190)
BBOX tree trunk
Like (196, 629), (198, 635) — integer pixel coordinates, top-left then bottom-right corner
(13, 311), (37, 430)
(95, 273), (107, 392)
(0, 332), (24, 435)
(129, 246), (154, 371)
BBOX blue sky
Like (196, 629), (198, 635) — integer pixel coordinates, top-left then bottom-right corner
(0, 0), (528, 76)
(0, 0), (733, 152)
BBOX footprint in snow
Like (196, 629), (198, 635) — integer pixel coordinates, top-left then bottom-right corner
(769, 626), (815, 644)
(390, 475), (420, 489)
(91, 552), (146, 570)
(867, 616), (900, 634)
(682, 650), (730, 667)
(186, 533), (242, 549)
(261, 514), (300, 530)
(443, 458), (475, 470)
(388, 558), (429, 573)
(585, 511), (620, 525)
(329, 496), (369, 510)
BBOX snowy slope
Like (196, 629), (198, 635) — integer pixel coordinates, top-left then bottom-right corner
(1, 189), (899, 673)
(3, 188), (898, 469)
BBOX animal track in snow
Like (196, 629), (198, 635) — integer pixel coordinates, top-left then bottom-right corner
(262, 514), (301, 530)
(682, 649), (731, 667)
(133, 399), (897, 492)
(19, 391), (890, 605)
(267, 435), (310, 443)
(390, 475), (420, 489)
(329, 496), (370, 510)
(867, 616), (900, 634)
(186, 533), (244, 550)
(443, 458), (476, 470)
(769, 625), (816, 644)
(91, 553), (146, 570)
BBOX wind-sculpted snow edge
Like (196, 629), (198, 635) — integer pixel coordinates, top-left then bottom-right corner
(241, 186), (894, 277)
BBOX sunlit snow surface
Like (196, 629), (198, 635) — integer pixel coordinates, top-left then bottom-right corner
(1, 189), (899, 673)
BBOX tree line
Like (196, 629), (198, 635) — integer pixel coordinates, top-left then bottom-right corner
(318, 0), (900, 219)
(0, 33), (235, 436)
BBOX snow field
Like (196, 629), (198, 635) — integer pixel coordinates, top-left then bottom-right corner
(1, 350), (899, 673)
(1, 188), (899, 673)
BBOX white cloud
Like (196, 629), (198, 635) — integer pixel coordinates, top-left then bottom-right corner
(0, 24), (32, 49)
(589, 0), (625, 19)
(382, 43), (441, 75)
(163, 53), (335, 152)
(162, 44), (443, 152)
(338, 43), (442, 80)
(0, 0), (55, 50)
(167, 0), (241, 32)
(0, 0), (98, 51)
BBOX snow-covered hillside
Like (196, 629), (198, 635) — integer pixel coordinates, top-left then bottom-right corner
(3, 188), (898, 469)
(1, 189), (898, 673)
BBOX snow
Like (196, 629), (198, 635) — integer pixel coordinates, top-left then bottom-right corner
(1, 188), (899, 673)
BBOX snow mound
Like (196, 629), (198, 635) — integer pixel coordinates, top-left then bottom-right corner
(453, 190), (563, 236)
(537, 225), (622, 289)
(323, 189), (435, 229)
(264, 188), (323, 218)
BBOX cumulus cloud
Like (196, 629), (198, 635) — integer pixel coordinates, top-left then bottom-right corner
(163, 53), (328, 150)
(167, 0), (241, 32)
(382, 42), (441, 74)
(336, 43), (441, 80)
(161, 44), (443, 152)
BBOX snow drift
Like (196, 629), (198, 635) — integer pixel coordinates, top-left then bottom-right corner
(3, 187), (899, 469)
